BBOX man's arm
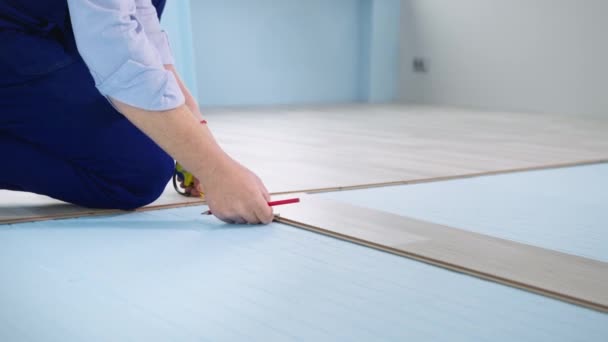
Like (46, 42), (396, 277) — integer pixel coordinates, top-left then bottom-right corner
(111, 100), (273, 224)
(164, 64), (203, 120)
(133, 0), (203, 119)
(67, 0), (272, 223)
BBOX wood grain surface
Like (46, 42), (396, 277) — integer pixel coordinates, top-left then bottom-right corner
(275, 196), (608, 312)
(2, 105), (608, 223)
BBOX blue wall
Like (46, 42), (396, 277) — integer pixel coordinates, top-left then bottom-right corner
(191, 0), (368, 107)
(161, 0), (199, 102)
(366, 0), (401, 103)
(164, 0), (401, 107)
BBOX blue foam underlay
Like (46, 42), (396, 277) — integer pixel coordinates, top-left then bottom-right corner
(1, 201), (607, 341)
(319, 163), (608, 262)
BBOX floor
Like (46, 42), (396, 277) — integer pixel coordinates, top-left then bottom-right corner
(209, 104), (608, 193)
(1, 105), (607, 340)
(2, 104), (607, 223)
(319, 163), (608, 262)
(1, 168), (608, 340)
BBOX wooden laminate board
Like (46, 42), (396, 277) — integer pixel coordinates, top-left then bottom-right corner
(0, 185), (204, 224)
(275, 196), (608, 312)
(209, 105), (608, 193)
(2, 105), (608, 223)
(1, 160), (604, 225)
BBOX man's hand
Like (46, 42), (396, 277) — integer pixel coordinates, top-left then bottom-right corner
(111, 99), (273, 225)
(202, 156), (273, 224)
(162, 65), (272, 223)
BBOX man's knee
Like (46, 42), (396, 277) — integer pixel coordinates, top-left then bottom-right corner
(88, 148), (174, 211)
(114, 151), (174, 210)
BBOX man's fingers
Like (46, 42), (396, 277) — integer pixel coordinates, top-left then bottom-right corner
(215, 216), (233, 224)
(217, 215), (246, 225)
(216, 208), (269, 225)
(233, 216), (247, 224)
(213, 209), (245, 224)
(244, 215), (260, 224)
(257, 209), (274, 224)
(193, 178), (204, 194)
(262, 188), (271, 202)
(254, 196), (274, 224)
(256, 177), (271, 202)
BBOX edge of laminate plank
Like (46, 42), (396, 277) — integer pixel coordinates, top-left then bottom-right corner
(1, 159), (606, 224)
(275, 197), (608, 313)
(289, 159), (608, 194)
(0, 200), (205, 224)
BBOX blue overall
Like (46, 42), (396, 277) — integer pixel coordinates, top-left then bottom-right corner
(0, 0), (174, 210)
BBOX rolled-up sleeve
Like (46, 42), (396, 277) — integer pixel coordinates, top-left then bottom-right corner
(135, 0), (174, 65)
(67, 0), (184, 111)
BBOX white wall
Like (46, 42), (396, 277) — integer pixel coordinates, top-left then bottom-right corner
(399, 0), (608, 117)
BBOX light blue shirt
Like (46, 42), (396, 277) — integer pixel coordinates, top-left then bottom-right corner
(67, 0), (185, 111)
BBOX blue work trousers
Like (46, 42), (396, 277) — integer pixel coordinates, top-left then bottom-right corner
(0, 0), (173, 210)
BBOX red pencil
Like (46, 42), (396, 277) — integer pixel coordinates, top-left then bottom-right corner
(202, 197), (300, 215)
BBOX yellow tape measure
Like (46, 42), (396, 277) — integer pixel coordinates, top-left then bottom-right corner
(172, 162), (204, 198)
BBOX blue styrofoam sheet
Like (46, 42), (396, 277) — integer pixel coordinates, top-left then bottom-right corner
(319, 163), (608, 262)
(0, 203), (606, 341)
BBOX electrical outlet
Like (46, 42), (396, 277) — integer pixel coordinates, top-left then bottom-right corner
(413, 57), (428, 73)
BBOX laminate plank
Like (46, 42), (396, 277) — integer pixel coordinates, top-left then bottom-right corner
(319, 163), (608, 262)
(2, 104), (608, 223)
(275, 196), (608, 312)
(0, 185), (203, 224)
